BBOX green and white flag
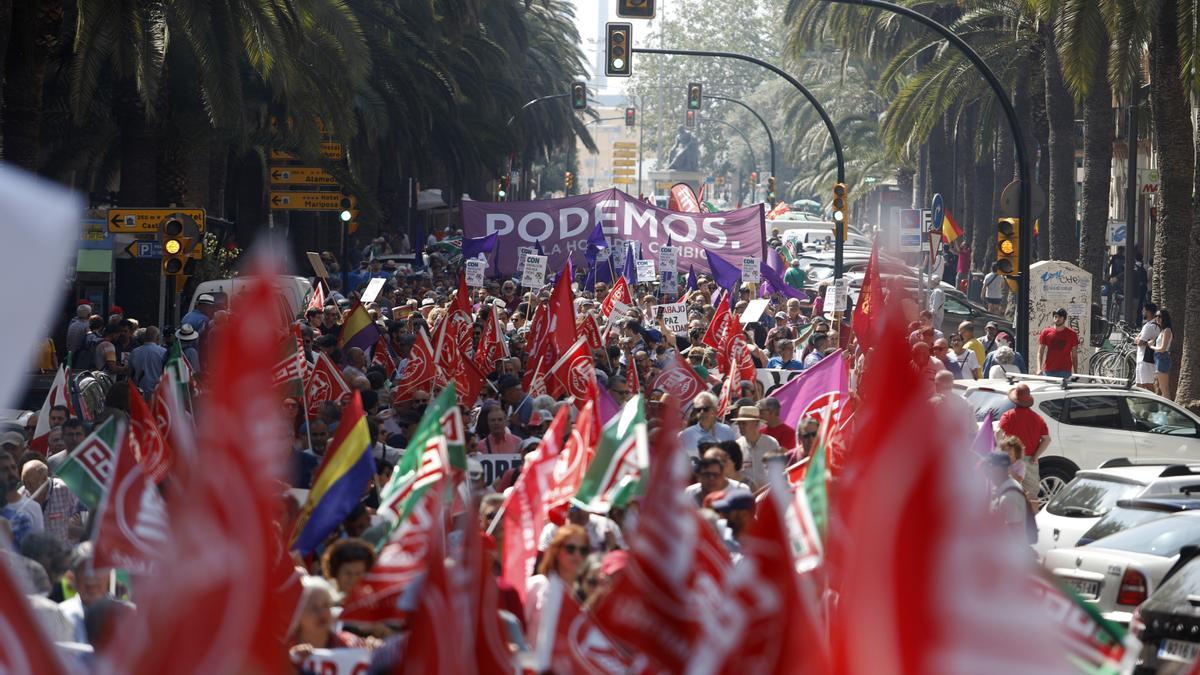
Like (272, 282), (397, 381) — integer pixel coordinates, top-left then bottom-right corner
(54, 415), (126, 511)
(164, 339), (194, 412)
(377, 385), (462, 525)
(572, 396), (648, 513)
(802, 433), (828, 541)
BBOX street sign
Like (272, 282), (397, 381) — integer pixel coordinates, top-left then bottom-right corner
(612, 169), (636, 177)
(612, 178), (635, 185)
(613, 160), (636, 168)
(613, 141), (637, 149)
(124, 240), (163, 259)
(108, 208), (205, 234)
(270, 142), (343, 161)
(269, 167), (338, 186)
(269, 191), (356, 211)
(1106, 220), (1127, 247)
(613, 149), (637, 158)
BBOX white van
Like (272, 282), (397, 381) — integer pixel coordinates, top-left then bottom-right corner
(187, 275), (312, 325)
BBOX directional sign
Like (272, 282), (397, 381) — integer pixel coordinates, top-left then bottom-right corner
(613, 149), (637, 158)
(270, 142), (343, 161)
(108, 208), (205, 234)
(931, 193), (945, 234)
(123, 240), (163, 259)
(269, 167), (338, 186)
(613, 141), (637, 149)
(269, 191), (356, 211)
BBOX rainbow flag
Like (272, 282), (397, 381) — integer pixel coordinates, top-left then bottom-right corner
(338, 301), (382, 352)
(290, 391), (374, 553)
(942, 209), (964, 243)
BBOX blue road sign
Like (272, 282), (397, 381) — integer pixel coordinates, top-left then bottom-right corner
(137, 241), (162, 258)
(931, 193), (944, 233)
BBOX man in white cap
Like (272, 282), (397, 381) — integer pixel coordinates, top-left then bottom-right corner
(180, 293), (217, 334)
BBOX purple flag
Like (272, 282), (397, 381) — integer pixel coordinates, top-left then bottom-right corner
(585, 220), (608, 264)
(705, 250), (741, 293)
(686, 265), (698, 291)
(594, 382), (619, 425)
(760, 248), (808, 302)
(771, 349), (848, 427)
(971, 410), (995, 455)
(462, 232), (498, 260)
(622, 242), (637, 285)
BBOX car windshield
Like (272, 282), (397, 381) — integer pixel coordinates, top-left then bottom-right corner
(964, 389), (1015, 423)
(1045, 477), (1144, 518)
(1079, 505), (1179, 544)
(1147, 556), (1200, 605)
(1090, 514), (1200, 557)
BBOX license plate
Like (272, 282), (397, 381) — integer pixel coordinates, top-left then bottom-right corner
(1159, 638), (1200, 663)
(1065, 578), (1100, 598)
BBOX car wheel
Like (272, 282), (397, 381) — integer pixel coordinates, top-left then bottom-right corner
(1038, 459), (1077, 504)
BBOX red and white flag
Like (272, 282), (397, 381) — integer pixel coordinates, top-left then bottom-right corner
(534, 574), (651, 674)
(600, 275), (633, 318)
(546, 337), (596, 403)
(306, 279), (326, 312)
(392, 328), (437, 403)
(501, 406), (570, 601)
(304, 352), (351, 417)
(127, 386), (172, 485)
(473, 307), (509, 374)
(29, 364), (72, 454)
(461, 507), (517, 674)
(852, 242), (884, 349)
(93, 419), (169, 575)
(544, 401), (600, 525)
(291, 323), (308, 379)
(652, 353), (708, 412)
(626, 357), (640, 395)
(0, 555), (68, 674)
(577, 312), (604, 353)
(371, 335), (396, 377)
(396, 488), (462, 673)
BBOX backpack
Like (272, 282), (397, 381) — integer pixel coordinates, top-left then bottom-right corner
(1002, 484), (1038, 544)
(72, 332), (100, 372)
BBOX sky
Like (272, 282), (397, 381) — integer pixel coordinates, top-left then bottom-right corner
(569, 0), (674, 98)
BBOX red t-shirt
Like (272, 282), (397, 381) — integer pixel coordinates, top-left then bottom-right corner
(998, 407), (1049, 458)
(1038, 326), (1079, 372)
(763, 423), (796, 451)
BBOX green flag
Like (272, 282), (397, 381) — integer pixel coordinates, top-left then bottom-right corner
(1031, 573), (1131, 674)
(377, 385), (460, 524)
(165, 339), (193, 413)
(55, 415), (126, 511)
(802, 434), (828, 541)
(572, 396), (648, 513)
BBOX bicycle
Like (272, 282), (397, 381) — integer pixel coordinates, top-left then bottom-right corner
(1086, 320), (1136, 379)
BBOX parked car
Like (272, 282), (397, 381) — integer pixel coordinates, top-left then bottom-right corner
(958, 375), (1200, 501)
(1077, 496), (1200, 547)
(1132, 554), (1200, 674)
(1043, 511), (1200, 625)
(1034, 463), (1200, 558)
(188, 275), (312, 326)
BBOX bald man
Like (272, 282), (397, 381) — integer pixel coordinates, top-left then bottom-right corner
(20, 460), (79, 543)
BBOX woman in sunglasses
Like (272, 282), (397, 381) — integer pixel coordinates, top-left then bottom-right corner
(524, 524), (589, 630)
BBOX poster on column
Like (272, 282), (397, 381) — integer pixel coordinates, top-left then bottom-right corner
(461, 188), (765, 278)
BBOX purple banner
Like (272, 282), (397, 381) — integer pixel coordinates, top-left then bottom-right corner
(461, 188), (765, 278)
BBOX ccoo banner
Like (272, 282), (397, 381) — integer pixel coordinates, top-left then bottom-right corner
(461, 188), (765, 278)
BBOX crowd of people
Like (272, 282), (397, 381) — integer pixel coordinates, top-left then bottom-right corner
(0, 223), (1103, 672)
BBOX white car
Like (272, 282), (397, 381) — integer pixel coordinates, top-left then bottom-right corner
(779, 228), (873, 251)
(959, 375), (1200, 500)
(1034, 462), (1200, 558)
(1043, 511), (1200, 625)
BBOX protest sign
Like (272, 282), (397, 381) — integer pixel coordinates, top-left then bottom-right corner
(515, 245), (535, 276)
(299, 648), (370, 675)
(521, 254), (548, 288)
(741, 256), (762, 285)
(656, 303), (687, 333)
(475, 453), (524, 487)
(740, 298), (769, 325)
(306, 251), (330, 280)
(661, 270), (678, 296)
(360, 277), (387, 304)
(635, 259), (657, 284)
(823, 278), (848, 317)
(464, 258), (487, 287)
(659, 245), (678, 272)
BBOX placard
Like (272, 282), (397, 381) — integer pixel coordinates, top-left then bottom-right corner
(299, 648), (370, 675)
(740, 298), (770, 325)
(823, 278), (848, 316)
(360, 277), (387, 304)
(661, 270), (678, 296)
(741, 256), (762, 285)
(515, 245), (535, 275)
(474, 453), (524, 487)
(656, 302), (687, 333)
(658, 245), (678, 272)
(635, 259), (657, 283)
(306, 251), (329, 280)
(465, 258), (487, 287)
(521, 254), (548, 288)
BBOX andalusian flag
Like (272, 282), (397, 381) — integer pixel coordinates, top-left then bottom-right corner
(55, 415), (126, 510)
(572, 396), (648, 513)
(942, 208), (964, 243)
(377, 386), (466, 525)
(1030, 573), (1134, 674)
(164, 340), (195, 412)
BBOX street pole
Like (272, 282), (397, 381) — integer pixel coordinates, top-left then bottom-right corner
(822, 0), (1034, 359)
(698, 116), (759, 183)
(706, 94), (775, 184)
(637, 95), (645, 197)
(506, 93), (573, 202)
(1122, 80), (1141, 325)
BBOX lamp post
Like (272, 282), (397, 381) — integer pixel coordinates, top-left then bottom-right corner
(705, 93), (776, 186)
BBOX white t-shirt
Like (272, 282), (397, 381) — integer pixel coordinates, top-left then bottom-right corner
(9, 495), (44, 534)
(953, 348), (980, 380)
(982, 272), (1006, 300)
(1136, 320), (1161, 385)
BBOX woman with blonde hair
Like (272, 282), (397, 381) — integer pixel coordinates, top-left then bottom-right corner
(524, 524), (588, 629)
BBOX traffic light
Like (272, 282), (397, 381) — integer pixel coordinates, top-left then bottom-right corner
(605, 23), (632, 77)
(625, 107), (636, 127)
(832, 183), (848, 238)
(617, 0), (655, 19)
(565, 171), (574, 191)
(685, 109), (695, 128)
(571, 82), (587, 110)
(750, 172), (758, 184)
(687, 83), (703, 110)
(768, 176), (777, 202)
(497, 176), (507, 199)
(996, 217), (1019, 283)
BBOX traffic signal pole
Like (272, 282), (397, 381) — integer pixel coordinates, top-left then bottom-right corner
(705, 94), (775, 190)
(822, 0), (1034, 359)
(697, 116), (760, 184)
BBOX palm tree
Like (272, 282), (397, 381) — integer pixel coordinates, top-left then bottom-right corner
(2, 0), (64, 170)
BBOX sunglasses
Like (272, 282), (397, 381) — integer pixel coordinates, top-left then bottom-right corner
(801, 432), (817, 439)
(562, 543), (590, 556)
(694, 406), (712, 413)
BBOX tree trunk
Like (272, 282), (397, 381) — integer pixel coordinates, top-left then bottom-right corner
(973, 135), (995, 273)
(1027, 43), (1051, 263)
(1177, 101), (1200, 408)
(2, 0), (63, 171)
(1044, 26), (1079, 262)
(927, 115), (952, 207)
(1077, 50), (1114, 308)
(916, 142), (928, 208)
(115, 79), (159, 206)
(895, 167), (915, 210)
(1148, 2), (1193, 398)
(956, 105), (976, 271)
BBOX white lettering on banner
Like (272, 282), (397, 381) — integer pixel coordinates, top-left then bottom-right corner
(624, 204), (659, 238)
(561, 207), (590, 238)
(489, 210), (739, 250)
(595, 200), (620, 236)
(300, 648), (370, 675)
(485, 214), (514, 236)
(702, 218), (731, 248)
(517, 212), (554, 242)
(475, 453), (524, 487)
(661, 214), (698, 243)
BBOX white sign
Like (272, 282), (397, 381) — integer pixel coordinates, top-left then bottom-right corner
(465, 258), (487, 287)
(823, 278), (848, 317)
(515, 246), (535, 275)
(898, 209), (923, 253)
(521, 254), (548, 288)
(1106, 220), (1127, 247)
(1028, 261), (1092, 371)
(661, 270), (678, 296)
(606, 300), (631, 333)
(741, 256), (762, 285)
(659, 245), (678, 273)
(636, 259), (657, 283)
(740, 298), (770, 325)
(656, 302), (687, 333)
(299, 648), (370, 675)
(472, 453), (524, 487)
(360, 277), (387, 304)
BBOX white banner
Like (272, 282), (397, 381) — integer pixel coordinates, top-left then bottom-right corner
(360, 277), (387, 304)
(465, 258), (487, 287)
(474, 453), (524, 487)
(521, 254), (548, 288)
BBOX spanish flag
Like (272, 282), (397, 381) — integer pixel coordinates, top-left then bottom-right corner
(942, 209), (964, 243)
(338, 301), (382, 352)
(290, 391), (374, 553)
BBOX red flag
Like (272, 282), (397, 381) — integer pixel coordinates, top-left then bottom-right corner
(701, 298), (731, 350)
(600, 276), (633, 318)
(110, 267), (302, 674)
(668, 182), (701, 213)
(590, 398), (729, 672)
(545, 337), (596, 403)
(577, 312), (604, 353)
(827, 307), (1065, 674)
(306, 279), (326, 312)
(392, 329), (436, 403)
(0, 557), (68, 674)
(341, 478), (444, 623)
(457, 357), (489, 409)
(473, 308), (508, 374)
(29, 364), (73, 454)
(501, 407), (570, 601)
(452, 270), (475, 355)
(544, 401), (600, 525)
(462, 510), (517, 674)
(626, 357), (640, 395)
(395, 488), (461, 673)
(127, 386), (172, 484)
(651, 353), (708, 412)
(93, 418), (168, 575)
(547, 260), (577, 356)
(372, 335), (396, 377)
(534, 574), (651, 674)
(523, 354), (549, 398)
(292, 323), (308, 379)
(852, 243), (884, 349)
(304, 352), (351, 417)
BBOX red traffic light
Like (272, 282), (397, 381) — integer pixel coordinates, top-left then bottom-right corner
(625, 107), (636, 126)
